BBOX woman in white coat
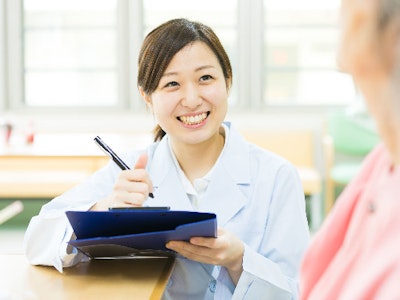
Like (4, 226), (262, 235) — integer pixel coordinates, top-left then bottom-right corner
(24, 18), (310, 299)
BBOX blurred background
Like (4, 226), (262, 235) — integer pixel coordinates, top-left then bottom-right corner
(0, 0), (379, 252)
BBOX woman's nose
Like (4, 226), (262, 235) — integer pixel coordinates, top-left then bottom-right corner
(181, 84), (201, 108)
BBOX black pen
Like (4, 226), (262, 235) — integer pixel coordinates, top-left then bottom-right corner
(94, 136), (154, 198)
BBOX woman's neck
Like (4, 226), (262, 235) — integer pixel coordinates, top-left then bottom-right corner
(171, 129), (225, 183)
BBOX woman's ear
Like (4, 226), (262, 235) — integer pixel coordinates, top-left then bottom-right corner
(139, 87), (152, 109)
(225, 78), (232, 92)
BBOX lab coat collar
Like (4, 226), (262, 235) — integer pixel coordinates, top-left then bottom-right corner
(201, 122), (250, 225)
(146, 122), (251, 226)
(147, 137), (193, 211)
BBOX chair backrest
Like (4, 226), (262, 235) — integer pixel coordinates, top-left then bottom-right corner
(241, 130), (315, 168)
(328, 112), (379, 155)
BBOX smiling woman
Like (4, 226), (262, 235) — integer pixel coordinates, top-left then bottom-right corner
(24, 18), (310, 299)
(140, 39), (229, 178)
(137, 19), (232, 143)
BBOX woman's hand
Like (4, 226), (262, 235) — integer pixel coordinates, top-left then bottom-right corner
(91, 153), (154, 211)
(166, 227), (244, 285)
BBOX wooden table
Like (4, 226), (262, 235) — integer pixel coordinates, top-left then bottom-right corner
(0, 254), (175, 300)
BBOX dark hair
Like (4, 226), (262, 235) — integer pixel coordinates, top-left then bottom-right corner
(378, 0), (400, 29)
(137, 18), (233, 142)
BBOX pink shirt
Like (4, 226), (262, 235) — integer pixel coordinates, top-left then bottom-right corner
(300, 143), (400, 300)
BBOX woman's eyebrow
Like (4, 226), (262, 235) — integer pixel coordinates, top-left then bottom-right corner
(161, 65), (217, 79)
(161, 72), (177, 78)
(195, 65), (217, 72)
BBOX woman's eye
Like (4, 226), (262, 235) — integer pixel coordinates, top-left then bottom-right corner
(165, 81), (179, 88)
(200, 75), (213, 81)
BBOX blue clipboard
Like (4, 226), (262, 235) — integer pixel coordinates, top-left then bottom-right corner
(66, 210), (217, 258)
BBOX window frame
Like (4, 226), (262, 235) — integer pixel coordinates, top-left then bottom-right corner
(0, 0), (351, 116)
(4, 0), (145, 113)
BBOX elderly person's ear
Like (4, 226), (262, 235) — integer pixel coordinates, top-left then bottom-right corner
(383, 13), (400, 72)
(337, 0), (376, 73)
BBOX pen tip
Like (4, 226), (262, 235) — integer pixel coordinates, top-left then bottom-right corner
(149, 193), (154, 198)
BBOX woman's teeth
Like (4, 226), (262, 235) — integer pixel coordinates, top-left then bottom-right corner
(179, 112), (208, 125)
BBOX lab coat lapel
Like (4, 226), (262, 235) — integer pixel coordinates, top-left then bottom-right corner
(200, 124), (251, 226)
(146, 123), (252, 221)
(203, 168), (248, 227)
(146, 137), (193, 210)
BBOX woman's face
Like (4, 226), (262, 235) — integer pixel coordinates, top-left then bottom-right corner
(143, 41), (229, 146)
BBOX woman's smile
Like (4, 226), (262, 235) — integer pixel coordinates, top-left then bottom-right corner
(177, 111), (210, 127)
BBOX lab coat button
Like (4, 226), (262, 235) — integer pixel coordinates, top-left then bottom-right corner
(208, 279), (216, 293)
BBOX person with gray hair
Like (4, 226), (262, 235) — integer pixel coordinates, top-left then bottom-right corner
(300, 0), (400, 299)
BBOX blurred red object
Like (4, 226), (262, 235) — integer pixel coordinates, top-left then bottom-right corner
(26, 122), (35, 144)
(4, 123), (13, 144)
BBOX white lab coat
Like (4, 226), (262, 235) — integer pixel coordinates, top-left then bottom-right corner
(24, 122), (310, 299)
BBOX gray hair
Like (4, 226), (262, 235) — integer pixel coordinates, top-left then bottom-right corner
(378, 0), (400, 28)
